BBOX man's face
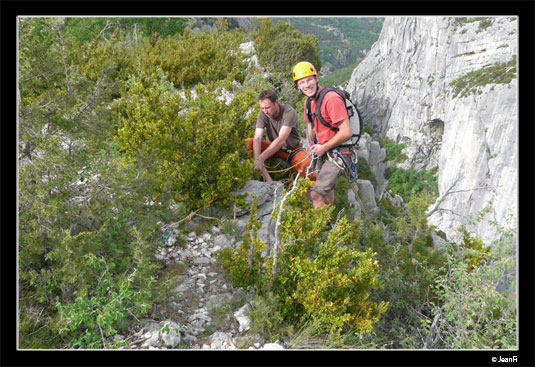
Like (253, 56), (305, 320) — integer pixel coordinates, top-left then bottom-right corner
(296, 75), (318, 97)
(259, 99), (280, 119)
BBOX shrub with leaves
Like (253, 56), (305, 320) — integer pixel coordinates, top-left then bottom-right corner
(431, 230), (516, 349)
(139, 19), (247, 89)
(351, 191), (446, 348)
(113, 69), (256, 212)
(56, 254), (154, 349)
(217, 197), (272, 293)
(18, 18), (173, 349)
(253, 18), (322, 75)
(219, 178), (388, 340)
(387, 166), (439, 201)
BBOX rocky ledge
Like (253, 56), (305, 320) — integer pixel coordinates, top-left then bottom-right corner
(122, 180), (288, 350)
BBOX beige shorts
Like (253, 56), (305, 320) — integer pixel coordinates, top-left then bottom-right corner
(310, 157), (344, 196)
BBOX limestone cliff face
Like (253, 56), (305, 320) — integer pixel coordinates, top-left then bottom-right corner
(346, 16), (518, 245)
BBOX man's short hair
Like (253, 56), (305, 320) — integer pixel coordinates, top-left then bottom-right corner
(258, 90), (278, 103)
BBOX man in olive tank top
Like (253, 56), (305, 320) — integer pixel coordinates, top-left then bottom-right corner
(246, 90), (315, 182)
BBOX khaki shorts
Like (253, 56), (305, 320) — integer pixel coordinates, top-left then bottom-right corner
(310, 156), (344, 196)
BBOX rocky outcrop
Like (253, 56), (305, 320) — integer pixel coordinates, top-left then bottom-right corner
(346, 16), (517, 244)
(125, 180), (287, 350)
(128, 172), (403, 349)
(356, 132), (389, 198)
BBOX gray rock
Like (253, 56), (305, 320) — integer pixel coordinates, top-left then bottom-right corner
(368, 141), (385, 166)
(346, 16), (517, 244)
(233, 303), (251, 333)
(358, 180), (377, 210)
(192, 256), (211, 265)
(209, 331), (236, 350)
(213, 234), (232, 249)
(232, 180), (283, 217)
(140, 321), (181, 349)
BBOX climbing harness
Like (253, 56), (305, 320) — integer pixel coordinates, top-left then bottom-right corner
(328, 148), (359, 182)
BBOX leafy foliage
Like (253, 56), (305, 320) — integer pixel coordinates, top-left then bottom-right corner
(387, 167), (439, 201)
(254, 18), (322, 76)
(18, 17), (253, 349)
(63, 17), (188, 43)
(18, 16), (516, 352)
(431, 224), (516, 349)
(56, 254), (154, 349)
(379, 137), (407, 164)
(18, 18), (172, 349)
(139, 19), (247, 89)
(356, 158), (379, 190)
(219, 178), (388, 340)
(112, 70), (256, 212)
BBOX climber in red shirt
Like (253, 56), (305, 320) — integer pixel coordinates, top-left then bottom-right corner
(292, 61), (353, 209)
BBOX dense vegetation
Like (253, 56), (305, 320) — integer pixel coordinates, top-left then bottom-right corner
(18, 17), (516, 350)
(280, 17), (384, 72)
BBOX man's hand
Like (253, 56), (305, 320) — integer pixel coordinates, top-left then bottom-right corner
(252, 158), (265, 171)
(310, 143), (328, 157)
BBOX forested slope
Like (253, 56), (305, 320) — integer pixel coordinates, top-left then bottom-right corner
(18, 17), (516, 352)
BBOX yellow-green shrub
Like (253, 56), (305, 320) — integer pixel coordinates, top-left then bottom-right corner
(219, 178), (388, 339)
(113, 69), (256, 211)
(139, 19), (246, 89)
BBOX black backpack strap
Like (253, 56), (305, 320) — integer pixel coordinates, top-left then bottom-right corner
(305, 97), (314, 128)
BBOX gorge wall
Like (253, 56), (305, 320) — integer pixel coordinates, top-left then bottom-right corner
(345, 16), (518, 245)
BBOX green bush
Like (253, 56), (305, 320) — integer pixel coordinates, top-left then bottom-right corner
(247, 292), (290, 343)
(432, 226), (516, 349)
(378, 137), (407, 164)
(449, 57), (516, 98)
(56, 254), (154, 349)
(387, 167), (438, 201)
(140, 19), (247, 89)
(113, 69), (256, 212)
(362, 125), (374, 136)
(217, 197), (272, 293)
(356, 158), (379, 190)
(353, 192), (446, 348)
(18, 18), (182, 349)
(253, 18), (321, 75)
(219, 178), (388, 340)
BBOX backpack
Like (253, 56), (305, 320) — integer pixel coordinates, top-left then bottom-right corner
(305, 87), (363, 149)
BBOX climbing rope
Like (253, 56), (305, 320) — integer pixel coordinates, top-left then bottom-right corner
(265, 155), (310, 174)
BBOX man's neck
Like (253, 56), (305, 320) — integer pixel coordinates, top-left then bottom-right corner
(311, 85), (323, 101)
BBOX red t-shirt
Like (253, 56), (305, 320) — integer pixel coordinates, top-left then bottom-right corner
(305, 90), (349, 145)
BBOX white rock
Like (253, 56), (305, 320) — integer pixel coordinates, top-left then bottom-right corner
(209, 331), (236, 350)
(262, 342), (284, 350)
(140, 321), (181, 349)
(233, 304), (251, 333)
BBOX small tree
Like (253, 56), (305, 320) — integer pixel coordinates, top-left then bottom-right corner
(113, 69), (256, 212)
(219, 178), (388, 340)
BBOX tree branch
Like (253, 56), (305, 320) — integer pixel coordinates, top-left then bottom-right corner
(271, 173), (300, 281)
